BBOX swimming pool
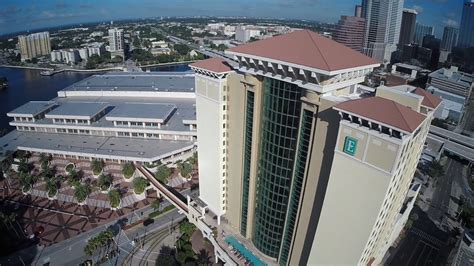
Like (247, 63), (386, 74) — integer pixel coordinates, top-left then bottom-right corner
(225, 236), (266, 266)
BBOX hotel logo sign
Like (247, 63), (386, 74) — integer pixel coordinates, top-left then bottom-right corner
(343, 136), (358, 156)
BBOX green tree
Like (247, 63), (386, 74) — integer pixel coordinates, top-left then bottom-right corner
(133, 177), (149, 194)
(428, 160), (444, 178)
(216, 44), (227, 51)
(74, 184), (91, 203)
(173, 44), (190, 56)
(17, 158), (29, 174)
(98, 174), (113, 191)
(178, 161), (192, 178)
(91, 159), (104, 175)
(122, 162), (135, 179)
(151, 199), (160, 211)
(155, 165), (171, 184)
(108, 189), (121, 208)
(46, 177), (58, 198)
(179, 220), (196, 237)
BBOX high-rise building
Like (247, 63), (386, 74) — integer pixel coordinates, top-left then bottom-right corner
(190, 30), (440, 265)
(399, 8), (418, 46)
(333, 16), (365, 52)
(422, 35), (441, 69)
(18, 31), (51, 61)
(414, 23), (434, 45)
(441, 26), (459, 51)
(108, 28), (124, 59)
(458, 0), (474, 48)
(361, 0), (404, 62)
(355, 4), (363, 17)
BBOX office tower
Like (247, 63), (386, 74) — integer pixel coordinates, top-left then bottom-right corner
(333, 16), (365, 52)
(422, 35), (441, 68)
(18, 31), (51, 61)
(355, 4), (363, 17)
(362, 0), (404, 62)
(108, 28), (124, 59)
(191, 30), (440, 265)
(441, 26), (459, 51)
(414, 23), (434, 45)
(458, 0), (474, 48)
(399, 8), (418, 46)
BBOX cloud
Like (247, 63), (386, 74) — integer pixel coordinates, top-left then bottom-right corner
(443, 18), (458, 27)
(412, 5), (424, 13)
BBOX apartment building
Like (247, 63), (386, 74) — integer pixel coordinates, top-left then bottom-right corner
(18, 31), (51, 61)
(190, 30), (440, 265)
(109, 28), (125, 59)
(1, 72), (197, 164)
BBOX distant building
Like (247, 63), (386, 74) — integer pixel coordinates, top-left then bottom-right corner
(402, 44), (432, 66)
(150, 48), (171, 56)
(235, 26), (261, 43)
(78, 48), (89, 61)
(355, 4), (362, 17)
(452, 230), (474, 266)
(108, 28), (124, 59)
(333, 16), (365, 52)
(86, 42), (106, 57)
(414, 23), (434, 45)
(18, 31), (51, 62)
(206, 23), (225, 31)
(399, 8), (418, 47)
(441, 26), (458, 52)
(65, 49), (80, 64)
(50, 50), (63, 62)
(428, 85), (465, 122)
(362, 0), (404, 62)
(422, 35), (441, 68)
(458, 0), (474, 48)
(427, 66), (473, 98)
(223, 25), (236, 36)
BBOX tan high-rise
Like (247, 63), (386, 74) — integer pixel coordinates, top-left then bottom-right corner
(190, 30), (441, 265)
(18, 32), (51, 61)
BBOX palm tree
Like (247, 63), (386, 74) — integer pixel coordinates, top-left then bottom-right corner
(74, 184), (91, 203)
(98, 174), (113, 191)
(91, 159), (104, 175)
(132, 177), (149, 194)
(108, 189), (121, 208)
(46, 177), (58, 198)
(122, 162), (135, 179)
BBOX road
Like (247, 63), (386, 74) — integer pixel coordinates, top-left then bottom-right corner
(427, 158), (462, 229)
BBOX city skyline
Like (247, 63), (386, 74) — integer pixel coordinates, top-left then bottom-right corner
(0, 0), (464, 37)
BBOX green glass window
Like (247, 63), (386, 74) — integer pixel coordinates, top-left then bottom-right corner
(241, 90), (254, 236)
(252, 78), (302, 258)
(279, 109), (313, 265)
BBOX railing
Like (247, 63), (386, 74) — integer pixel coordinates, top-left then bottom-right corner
(135, 163), (188, 213)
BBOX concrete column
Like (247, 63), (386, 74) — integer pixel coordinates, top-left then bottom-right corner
(217, 215), (221, 225)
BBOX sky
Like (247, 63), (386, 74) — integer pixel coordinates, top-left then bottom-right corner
(0, 0), (465, 37)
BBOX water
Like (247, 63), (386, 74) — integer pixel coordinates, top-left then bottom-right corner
(225, 235), (266, 266)
(0, 63), (191, 132)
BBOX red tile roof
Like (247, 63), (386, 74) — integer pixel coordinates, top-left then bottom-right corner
(334, 96), (426, 133)
(413, 88), (442, 109)
(227, 30), (379, 72)
(189, 58), (233, 73)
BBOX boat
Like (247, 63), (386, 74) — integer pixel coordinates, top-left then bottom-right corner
(0, 77), (7, 90)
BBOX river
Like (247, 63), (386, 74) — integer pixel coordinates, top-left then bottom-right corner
(0, 63), (191, 132)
